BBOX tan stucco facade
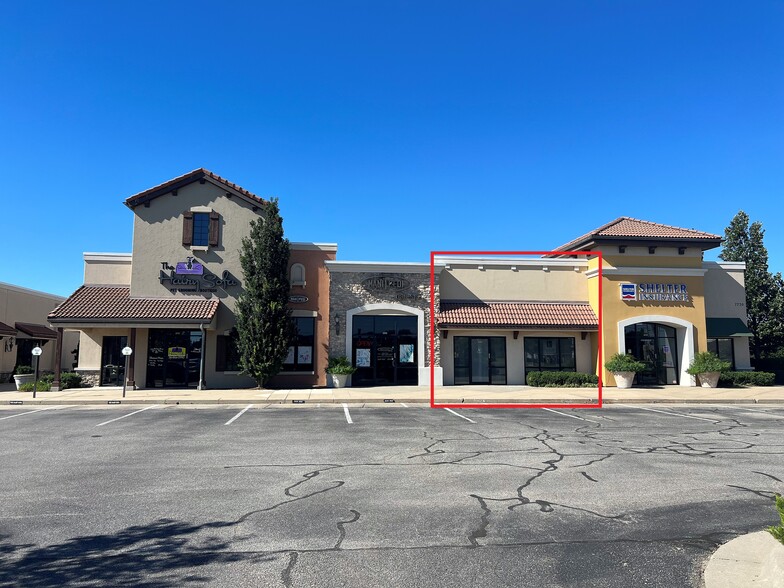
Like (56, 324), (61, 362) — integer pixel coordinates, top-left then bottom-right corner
(0, 282), (79, 381)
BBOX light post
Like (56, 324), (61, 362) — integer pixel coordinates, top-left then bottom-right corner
(121, 346), (133, 398)
(31, 346), (42, 399)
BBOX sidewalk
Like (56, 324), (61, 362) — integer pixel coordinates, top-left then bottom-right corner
(2, 383), (784, 405)
(703, 531), (784, 588)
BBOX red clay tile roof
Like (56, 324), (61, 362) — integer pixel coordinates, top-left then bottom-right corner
(15, 322), (58, 339)
(551, 217), (722, 253)
(437, 301), (598, 330)
(48, 286), (220, 324)
(124, 168), (268, 209)
(0, 321), (17, 336)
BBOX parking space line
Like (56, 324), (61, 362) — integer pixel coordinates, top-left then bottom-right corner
(542, 408), (598, 422)
(225, 404), (253, 425)
(720, 406), (784, 419)
(401, 403), (409, 408)
(95, 405), (160, 427)
(0, 406), (68, 421)
(443, 408), (476, 423)
(342, 403), (353, 424)
(618, 405), (719, 423)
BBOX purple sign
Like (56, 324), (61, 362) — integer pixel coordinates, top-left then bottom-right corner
(175, 258), (204, 275)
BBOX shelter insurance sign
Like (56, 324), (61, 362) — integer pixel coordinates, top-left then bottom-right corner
(620, 283), (689, 302)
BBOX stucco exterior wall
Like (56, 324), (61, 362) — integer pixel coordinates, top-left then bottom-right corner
(84, 255), (132, 285)
(0, 283), (77, 380)
(440, 263), (588, 302)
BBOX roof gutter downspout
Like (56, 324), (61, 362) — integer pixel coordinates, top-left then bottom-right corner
(198, 323), (206, 391)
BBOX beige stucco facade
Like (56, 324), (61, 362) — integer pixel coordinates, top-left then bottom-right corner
(0, 282), (79, 382)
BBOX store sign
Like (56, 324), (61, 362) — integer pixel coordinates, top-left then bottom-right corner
(289, 295), (309, 303)
(620, 282), (689, 302)
(362, 275), (411, 293)
(159, 261), (240, 293)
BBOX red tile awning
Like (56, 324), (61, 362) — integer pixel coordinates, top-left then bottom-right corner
(0, 321), (16, 337)
(437, 301), (598, 330)
(15, 322), (58, 339)
(48, 286), (220, 325)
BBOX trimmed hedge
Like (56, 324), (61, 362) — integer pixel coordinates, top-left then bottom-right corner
(526, 371), (599, 387)
(718, 371), (775, 387)
(60, 372), (83, 390)
(19, 381), (51, 392)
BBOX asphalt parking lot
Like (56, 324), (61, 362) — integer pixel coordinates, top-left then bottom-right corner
(1, 403), (783, 587)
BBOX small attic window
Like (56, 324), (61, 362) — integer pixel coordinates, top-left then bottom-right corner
(182, 209), (220, 248)
(291, 263), (306, 286)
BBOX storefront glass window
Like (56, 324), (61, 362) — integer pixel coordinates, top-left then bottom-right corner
(707, 338), (734, 369)
(524, 338), (576, 372)
(283, 317), (315, 372)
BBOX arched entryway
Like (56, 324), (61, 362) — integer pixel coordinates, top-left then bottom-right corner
(345, 303), (425, 387)
(617, 315), (696, 387)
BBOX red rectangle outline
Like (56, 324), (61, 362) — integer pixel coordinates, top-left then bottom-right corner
(429, 250), (603, 409)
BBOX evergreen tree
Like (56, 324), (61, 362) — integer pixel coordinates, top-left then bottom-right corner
(235, 198), (295, 387)
(720, 211), (784, 360)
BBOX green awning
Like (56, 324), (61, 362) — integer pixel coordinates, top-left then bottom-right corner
(706, 317), (752, 338)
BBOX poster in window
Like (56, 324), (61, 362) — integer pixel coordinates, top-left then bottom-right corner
(399, 344), (414, 364)
(298, 346), (312, 365)
(284, 347), (295, 364)
(356, 348), (371, 367)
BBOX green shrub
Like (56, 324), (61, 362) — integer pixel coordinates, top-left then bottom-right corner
(60, 372), (83, 389)
(14, 365), (34, 375)
(718, 371), (776, 387)
(526, 371), (599, 387)
(686, 352), (731, 375)
(19, 381), (50, 392)
(604, 353), (646, 373)
(769, 494), (784, 546)
(325, 356), (357, 375)
(41, 373), (55, 384)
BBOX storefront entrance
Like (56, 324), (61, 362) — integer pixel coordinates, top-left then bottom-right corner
(100, 336), (127, 386)
(624, 323), (679, 385)
(351, 315), (418, 386)
(146, 329), (203, 388)
(453, 336), (507, 385)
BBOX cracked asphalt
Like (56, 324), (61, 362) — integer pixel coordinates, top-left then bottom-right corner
(0, 403), (783, 587)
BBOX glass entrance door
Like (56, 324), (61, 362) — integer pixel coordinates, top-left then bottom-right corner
(100, 336), (128, 386)
(453, 336), (507, 385)
(624, 323), (679, 385)
(146, 329), (203, 388)
(351, 315), (418, 386)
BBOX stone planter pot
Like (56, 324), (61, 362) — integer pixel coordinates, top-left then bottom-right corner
(613, 371), (636, 389)
(698, 371), (721, 388)
(13, 374), (35, 390)
(329, 373), (350, 388)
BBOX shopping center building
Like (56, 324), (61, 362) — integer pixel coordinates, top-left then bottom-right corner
(48, 169), (752, 389)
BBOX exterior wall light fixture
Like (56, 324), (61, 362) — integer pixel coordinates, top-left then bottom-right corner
(334, 313), (340, 336)
(648, 246), (657, 254)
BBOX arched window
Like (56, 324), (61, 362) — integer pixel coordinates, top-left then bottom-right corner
(290, 263), (306, 286)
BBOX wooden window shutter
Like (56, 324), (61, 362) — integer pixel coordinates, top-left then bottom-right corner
(182, 211), (194, 246)
(209, 211), (220, 246)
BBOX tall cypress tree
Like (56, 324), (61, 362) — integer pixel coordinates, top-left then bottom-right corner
(235, 198), (295, 387)
(720, 211), (784, 360)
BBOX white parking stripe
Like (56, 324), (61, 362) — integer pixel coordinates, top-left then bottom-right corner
(444, 408), (476, 423)
(0, 406), (69, 421)
(401, 403), (409, 408)
(619, 405), (719, 423)
(720, 406), (784, 418)
(542, 408), (598, 422)
(95, 405), (160, 427)
(225, 404), (253, 425)
(342, 403), (353, 424)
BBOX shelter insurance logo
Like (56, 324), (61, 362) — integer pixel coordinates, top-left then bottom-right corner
(620, 283), (637, 301)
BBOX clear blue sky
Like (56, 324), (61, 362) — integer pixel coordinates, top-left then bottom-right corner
(1, 1), (782, 297)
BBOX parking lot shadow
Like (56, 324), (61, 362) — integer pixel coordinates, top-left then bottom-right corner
(0, 518), (273, 587)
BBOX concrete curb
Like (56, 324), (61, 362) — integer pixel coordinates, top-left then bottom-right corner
(2, 398), (784, 406)
(704, 531), (784, 588)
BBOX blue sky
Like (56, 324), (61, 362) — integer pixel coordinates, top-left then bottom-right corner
(1, 1), (782, 297)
